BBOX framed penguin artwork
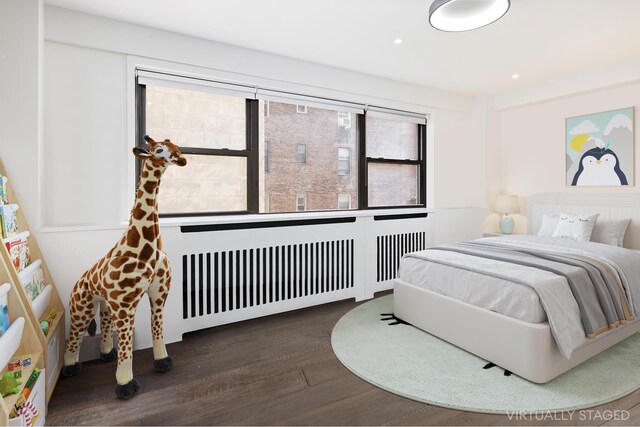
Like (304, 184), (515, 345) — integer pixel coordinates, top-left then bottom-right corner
(566, 107), (634, 187)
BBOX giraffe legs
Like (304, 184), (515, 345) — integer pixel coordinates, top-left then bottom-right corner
(112, 288), (145, 400)
(148, 255), (173, 373)
(99, 300), (117, 362)
(61, 282), (96, 377)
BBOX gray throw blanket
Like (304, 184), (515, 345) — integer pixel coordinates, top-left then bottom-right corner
(405, 238), (637, 358)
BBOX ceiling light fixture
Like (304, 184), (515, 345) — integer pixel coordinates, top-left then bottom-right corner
(511, 73), (519, 79)
(394, 38), (403, 45)
(429, 0), (510, 32)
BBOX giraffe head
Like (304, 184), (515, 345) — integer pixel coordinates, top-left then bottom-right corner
(133, 135), (187, 168)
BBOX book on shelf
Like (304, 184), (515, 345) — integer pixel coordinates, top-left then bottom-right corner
(0, 283), (10, 337)
(0, 175), (7, 205)
(4, 231), (31, 273)
(0, 204), (19, 239)
(17, 260), (45, 303)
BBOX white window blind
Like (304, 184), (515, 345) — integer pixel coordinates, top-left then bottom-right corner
(136, 69), (256, 99)
(366, 106), (428, 125)
(256, 88), (365, 114)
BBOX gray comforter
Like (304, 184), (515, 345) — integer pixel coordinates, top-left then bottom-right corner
(405, 235), (640, 358)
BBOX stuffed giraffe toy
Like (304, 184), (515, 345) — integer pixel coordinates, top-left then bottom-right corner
(61, 136), (187, 399)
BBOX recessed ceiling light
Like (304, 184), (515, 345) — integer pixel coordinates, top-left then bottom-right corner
(394, 38), (403, 45)
(511, 74), (519, 79)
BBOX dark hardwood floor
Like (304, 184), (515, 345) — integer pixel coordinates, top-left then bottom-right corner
(47, 294), (640, 426)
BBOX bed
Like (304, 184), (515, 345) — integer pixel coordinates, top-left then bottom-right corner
(393, 193), (640, 383)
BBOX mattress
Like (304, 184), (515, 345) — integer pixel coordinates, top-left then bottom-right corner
(399, 253), (548, 324)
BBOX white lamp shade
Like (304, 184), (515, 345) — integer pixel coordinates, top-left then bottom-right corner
(495, 195), (519, 214)
(429, 0), (510, 32)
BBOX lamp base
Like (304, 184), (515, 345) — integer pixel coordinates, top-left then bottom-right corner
(499, 215), (515, 234)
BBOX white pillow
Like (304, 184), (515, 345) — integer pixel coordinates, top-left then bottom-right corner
(552, 213), (599, 241)
(537, 214), (559, 237)
(590, 218), (630, 247)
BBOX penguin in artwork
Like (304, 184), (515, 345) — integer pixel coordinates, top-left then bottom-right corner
(571, 140), (628, 186)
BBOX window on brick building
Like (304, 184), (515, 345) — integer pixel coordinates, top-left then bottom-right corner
(338, 194), (351, 209)
(296, 195), (306, 211)
(338, 111), (351, 129)
(136, 70), (426, 217)
(338, 148), (351, 175)
(296, 144), (307, 164)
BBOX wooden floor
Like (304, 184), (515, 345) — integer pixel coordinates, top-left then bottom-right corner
(47, 294), (640, 426)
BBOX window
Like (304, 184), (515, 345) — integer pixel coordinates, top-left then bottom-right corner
(364, 114), (425, 207)
(136, 70), (426, 216)
(296, 144), (307, 164)
(338, 148), (351, 176)
(338, 193), (351, 209)
(296, 195), (306, 211)
(338, 111), (351, 129)
(141, 83), (250, 215)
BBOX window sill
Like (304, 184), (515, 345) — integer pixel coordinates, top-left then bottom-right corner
(159, 207), (432, 228)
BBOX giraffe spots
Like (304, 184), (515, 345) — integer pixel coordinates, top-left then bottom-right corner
(109, 289), (127, 300)
(155, 298), (164, 306)
(116, 320), (125, 328)
(123, 251), (138, 258)
(143, 180), (157, 193)
(141, 225), (155, 242)
(109, 271), (122, 281)
(123, 262), (137, 274)
(157, 269), (166, 277)
(118, 310), (128, 319)
(121, 277), (140, 288)
(141, 170), (149, 178)
(139, 243), (154, 261)
(126, 227), (141, 248)
(153, 169), (162, 178)
(136, 189), (144, 199)
(111, 257), (128, 268)
(146, 212), (156, 221)
(132, 203), (146, 220)
(123, 289), (143, 304)
(145, 198), (154, 207)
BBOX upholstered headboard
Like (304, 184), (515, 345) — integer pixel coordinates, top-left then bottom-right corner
(528, 193), (640, 250)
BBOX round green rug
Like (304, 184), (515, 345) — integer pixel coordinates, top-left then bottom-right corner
(331, 295), (640, 414)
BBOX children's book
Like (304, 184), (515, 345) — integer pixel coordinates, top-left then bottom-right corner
(0, 283), (10, 337)
(0, 204), (19, 239)
(4, 231), (31, 272)
(18, 260), (44, 302)
(0, 176), (7, 205)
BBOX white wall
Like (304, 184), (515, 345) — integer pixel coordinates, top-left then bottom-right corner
(0, 0), (42, 226)
(495, 81), (640, 234)
(11, 5), (486, 348)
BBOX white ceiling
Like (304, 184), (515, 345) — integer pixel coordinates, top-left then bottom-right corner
(44, 0), (640, 96)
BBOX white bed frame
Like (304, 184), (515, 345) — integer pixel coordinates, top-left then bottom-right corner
(393, 193), (640, 383)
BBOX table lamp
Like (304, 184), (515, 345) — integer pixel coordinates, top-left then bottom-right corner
(495, 195), (519, 234)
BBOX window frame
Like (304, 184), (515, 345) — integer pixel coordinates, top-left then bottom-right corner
(296, 195), (306, 211)
(338, 147), (351, 176)
(136, 73), (427, 218)
(296, 143), (307, 164)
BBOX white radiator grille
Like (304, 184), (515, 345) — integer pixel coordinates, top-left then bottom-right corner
(376, 232), (426, 282)
(182, 239), (355, 319)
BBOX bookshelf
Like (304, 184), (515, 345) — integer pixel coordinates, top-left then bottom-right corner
(0, 160), (65, 409)
(0, 256), (45, 426)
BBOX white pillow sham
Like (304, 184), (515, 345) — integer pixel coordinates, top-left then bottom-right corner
(538, 214), (629, 247)
(537, 214), (558, 237)
(552, 212), (599, 241)
(590, 218), (630, 247)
